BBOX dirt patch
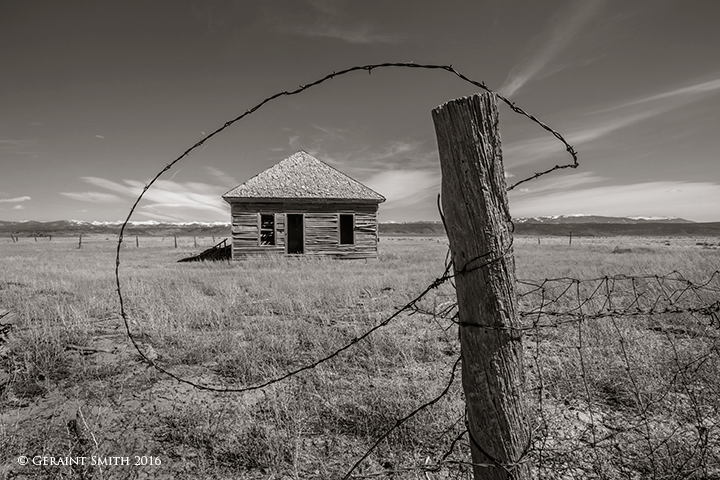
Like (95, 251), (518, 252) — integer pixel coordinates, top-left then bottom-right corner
(1, 317), (265, 480)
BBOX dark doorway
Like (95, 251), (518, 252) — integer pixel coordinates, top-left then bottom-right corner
(286, 214), (304, 254)
(339, 214), (354, 245)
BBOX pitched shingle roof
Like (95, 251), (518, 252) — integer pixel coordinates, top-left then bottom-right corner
(222, 151), (385, 202)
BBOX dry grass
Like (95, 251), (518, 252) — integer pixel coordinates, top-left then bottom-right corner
(0, 234), (718, 479)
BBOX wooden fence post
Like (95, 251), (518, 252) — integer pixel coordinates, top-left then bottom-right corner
(432, 93), (531, 480)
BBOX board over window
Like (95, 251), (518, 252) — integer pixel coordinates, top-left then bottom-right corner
(339, 214), (354, 245)
(259, 214), (275, 246)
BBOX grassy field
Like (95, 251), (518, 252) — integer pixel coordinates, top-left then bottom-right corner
(1, 234), (719, 479)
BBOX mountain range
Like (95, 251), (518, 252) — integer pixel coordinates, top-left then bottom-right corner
(0, 220), (230, 237)
(512, 215), (695, 224)
(1, 216), (719, 237)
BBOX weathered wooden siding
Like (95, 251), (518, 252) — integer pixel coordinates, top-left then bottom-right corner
(230, 211), (285, 258)
(303, 211), (378, 258)
(304, 213), (337, 253)
(229, 201), (380, 259)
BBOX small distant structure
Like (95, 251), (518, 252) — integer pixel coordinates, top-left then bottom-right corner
(222, 150), (385, 259)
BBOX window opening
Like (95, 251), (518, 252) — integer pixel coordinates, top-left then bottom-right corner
(260, 214), (275, 245)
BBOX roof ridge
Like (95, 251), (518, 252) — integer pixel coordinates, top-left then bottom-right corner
(223, 151), (385, 202)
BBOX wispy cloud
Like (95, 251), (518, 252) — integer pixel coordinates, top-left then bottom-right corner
(12, 205), (25, 210)
(503, 108), (663, 167)
(287, 22), (401, 44)
(0, 196), (31, 203)
(510, 172), (605, 195)
(285, 125), (350, 154)
(0, 139), (41, 157)
(312, 124), (348, 140)
(276, 1), (402, 44)
(81, 176), (140, 196)
(364, 169), (441, 221)
(500, 0), (604, 96)
(0, 140), (33, 148)
(333, 139), (439, 174)
(60, 191), (122, 203)
(600, 76), (720, 111)
(63, 176), (230, 222)
(205, 166), (238, 188)
(364, 169), (439, 207)
(504, 75), (720, 168)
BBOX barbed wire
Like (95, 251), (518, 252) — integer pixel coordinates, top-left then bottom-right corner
(114, 63), (577, 399)
(412, 271), (720, 330)
(114, 62), (580, 387)
(110, 62), (720, 478)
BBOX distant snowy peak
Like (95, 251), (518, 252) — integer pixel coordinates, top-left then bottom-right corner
(514, 215), (695, 224)
(626, 216), (691, 222)
(71, 220), (231, 227)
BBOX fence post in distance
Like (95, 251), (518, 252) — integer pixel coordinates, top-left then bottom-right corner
(432, 93), (531, 480)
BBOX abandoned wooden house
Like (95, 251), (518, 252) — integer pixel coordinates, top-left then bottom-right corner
(222, 150), (385, 259)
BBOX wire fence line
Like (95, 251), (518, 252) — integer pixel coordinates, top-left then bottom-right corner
(392, 270), (720, 478)
(112, 63), (720, 478)
(518, 272), (720, 479)
(416, 271), (720, 329)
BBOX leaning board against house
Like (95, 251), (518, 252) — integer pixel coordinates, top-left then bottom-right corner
(222, 151), (385, 259)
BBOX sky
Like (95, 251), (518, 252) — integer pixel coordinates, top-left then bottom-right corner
(2, 0), (720, 223)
